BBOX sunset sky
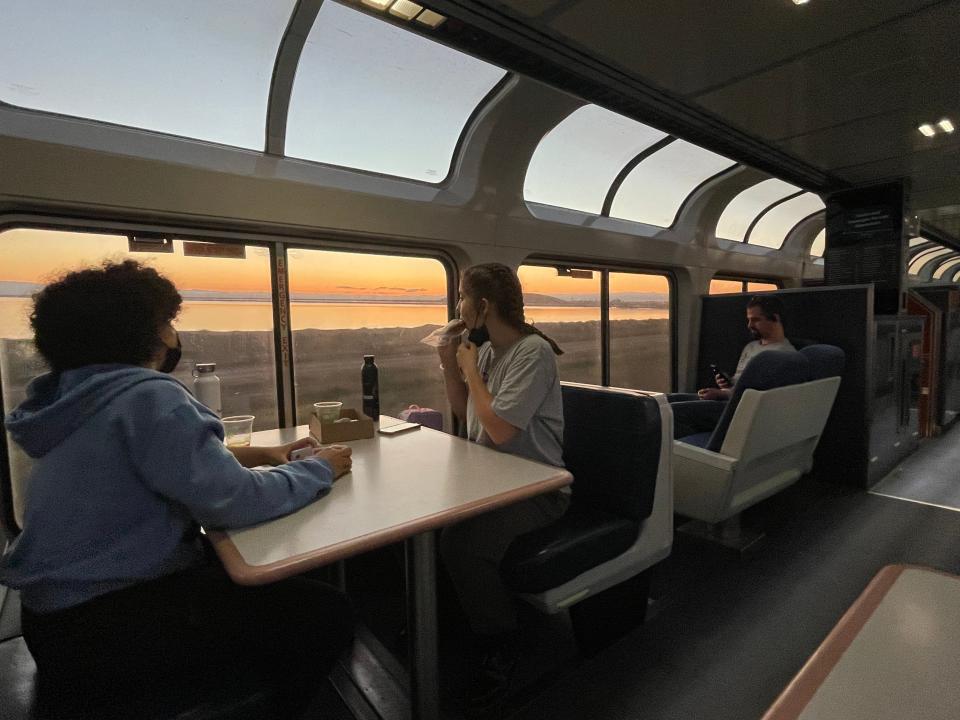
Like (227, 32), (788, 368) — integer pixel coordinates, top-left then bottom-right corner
(0, 228), (448, 297)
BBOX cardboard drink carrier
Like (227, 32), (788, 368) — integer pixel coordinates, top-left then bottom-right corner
(309, 408), (375, 443)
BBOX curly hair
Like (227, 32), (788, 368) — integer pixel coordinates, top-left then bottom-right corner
(461, 263), (563, 355)
(30, 260), (182, 372)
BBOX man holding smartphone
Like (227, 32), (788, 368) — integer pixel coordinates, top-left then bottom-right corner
(671, 296), (796, 438)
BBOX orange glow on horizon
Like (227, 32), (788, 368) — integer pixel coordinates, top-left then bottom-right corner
(0, 229), (447, 297)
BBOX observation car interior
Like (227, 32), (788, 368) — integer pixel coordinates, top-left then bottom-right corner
(1, 1), (959, 719)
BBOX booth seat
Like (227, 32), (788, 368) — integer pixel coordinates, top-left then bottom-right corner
(500, 383), (673, 653)
(673, 345), (844, 525)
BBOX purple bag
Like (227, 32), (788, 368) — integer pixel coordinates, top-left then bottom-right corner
(398, 404), (443, 431)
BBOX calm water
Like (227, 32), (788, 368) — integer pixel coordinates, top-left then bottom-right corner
(0, 297), (669, 338)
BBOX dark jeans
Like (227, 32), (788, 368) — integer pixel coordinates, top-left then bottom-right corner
(667, 394), (727, 440)
(21, 562), (354, 719)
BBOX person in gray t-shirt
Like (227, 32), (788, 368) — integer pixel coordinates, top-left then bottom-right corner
(671, 294), (797, 439)
(437, 263), (568, 686)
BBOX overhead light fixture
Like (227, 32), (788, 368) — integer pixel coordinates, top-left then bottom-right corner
(389, 0), (423, 20)
(792, 0), (810, 5)
(938, 118), (955, 133)
(415, 9), (445, 27)
(352, 0), (446, 28)
(918, 123), (936, 137)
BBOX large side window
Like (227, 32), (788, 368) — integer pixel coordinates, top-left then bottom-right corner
(609, 271), (672, 393)
(517, 265), (601, 384)
(286, 248), (450, 426)
(0, 227), (280, 529)
(518, 264), (673, 392)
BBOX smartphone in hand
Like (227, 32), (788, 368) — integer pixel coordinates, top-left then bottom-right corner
(709, 363), (732, 387)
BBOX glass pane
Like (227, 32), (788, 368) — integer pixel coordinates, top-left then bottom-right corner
(715, 178), (801, 241)
(0, 228), (280, 527)
(609, 273), (671, 393)
(517, 266), (601, 384)
(709, 279), (744, 295)
(286, 249), (450, 426)
(909, 237), (931, 247)
(746, 282), (779, 293)
(909, 247), (954, 275)
(810, 228), (826, 257)
(524, 105), (668, 215)
(286, 1), (505, 182)
(0, 0), (294, 149)
(933, 257), (960, 280)
(610, 140), (735, 227)
(748, 193), (825, 249)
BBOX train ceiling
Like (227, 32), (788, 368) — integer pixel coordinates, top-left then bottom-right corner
(423, 0), (960, 239)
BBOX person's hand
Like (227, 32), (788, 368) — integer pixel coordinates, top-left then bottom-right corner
(252, 436), (318, 466)
(314, 445), (353, 480)
(698, 387), (726, 401)
(438, 321), (464, 368)
(715, 373), (731, 389)
(456, 337), (479, 377)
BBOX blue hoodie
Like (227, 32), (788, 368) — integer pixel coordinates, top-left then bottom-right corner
(0, 365), (334, 613)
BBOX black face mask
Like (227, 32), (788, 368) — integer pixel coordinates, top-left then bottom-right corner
(467, 324), (490, 346)
(158, 336), (182, 374)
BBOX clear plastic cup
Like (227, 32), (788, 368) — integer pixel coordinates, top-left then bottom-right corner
(313, 401), (343, 424)
(222, 415), (255, 447)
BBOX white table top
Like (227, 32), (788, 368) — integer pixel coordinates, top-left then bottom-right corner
(209, 419), (572, 585)
(763, 565), (960, 720)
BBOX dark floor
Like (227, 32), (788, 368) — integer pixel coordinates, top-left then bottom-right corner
(870, 421), (960, 511)
(510, 480), (960, 720)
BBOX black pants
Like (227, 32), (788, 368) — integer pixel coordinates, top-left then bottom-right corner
(21, 562), (354, 719)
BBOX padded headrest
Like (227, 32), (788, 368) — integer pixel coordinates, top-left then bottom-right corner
(800, 344), (846, 380)
(561, 384), (662, 523)
(705, 350), (809, 453)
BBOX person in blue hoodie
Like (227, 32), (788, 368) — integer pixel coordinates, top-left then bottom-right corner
(0, 260), (354, 719)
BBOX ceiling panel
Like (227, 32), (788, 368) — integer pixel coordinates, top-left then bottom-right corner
(691, 4), (960, 143)
(535, 0), (941, 96)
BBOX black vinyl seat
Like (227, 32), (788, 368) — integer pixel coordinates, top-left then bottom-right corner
(500, 383), (673, 652)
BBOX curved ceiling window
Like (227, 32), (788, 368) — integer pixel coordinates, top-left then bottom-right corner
(285, 2), (505, 182)
(909, 247), (954, 275)
(933, 257), (960, 280)
(747, 193), (825, 249)
(524, 105), (667, 215)
(610, 141), (736, 228)
(0, 0), (294, 149)
(810, 228), (826, 257)
(715, 179), (801, 242)
(909, 237), (933, 248)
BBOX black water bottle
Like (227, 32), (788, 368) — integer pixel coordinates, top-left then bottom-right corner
(361, 355), (379, 420)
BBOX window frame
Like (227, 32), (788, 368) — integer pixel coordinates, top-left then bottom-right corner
(281, 239), (456, 425)
(521, 257), (677, 392)
(710, 276), (784, 295)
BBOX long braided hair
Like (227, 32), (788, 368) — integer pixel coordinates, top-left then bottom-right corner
(461, 263), (564, 356)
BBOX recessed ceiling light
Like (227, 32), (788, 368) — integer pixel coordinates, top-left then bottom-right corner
(938, 119), (955, 133)
(389, 0), (423, 20)
(792, 0), (810, 5)
(361, 0), (392, 9)
(415, 9), (446, 27)
(918, 123), (936, 137)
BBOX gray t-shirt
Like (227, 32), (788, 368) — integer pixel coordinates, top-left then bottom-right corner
(732, 338), (797, 384)
(466, 333), (564, 469)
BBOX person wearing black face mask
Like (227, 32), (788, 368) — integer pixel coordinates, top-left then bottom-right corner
(1, 260), (354, 719)
(437, 263), (566, 709)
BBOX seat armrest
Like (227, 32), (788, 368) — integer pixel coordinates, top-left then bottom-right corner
(672, 441), (737, 471)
